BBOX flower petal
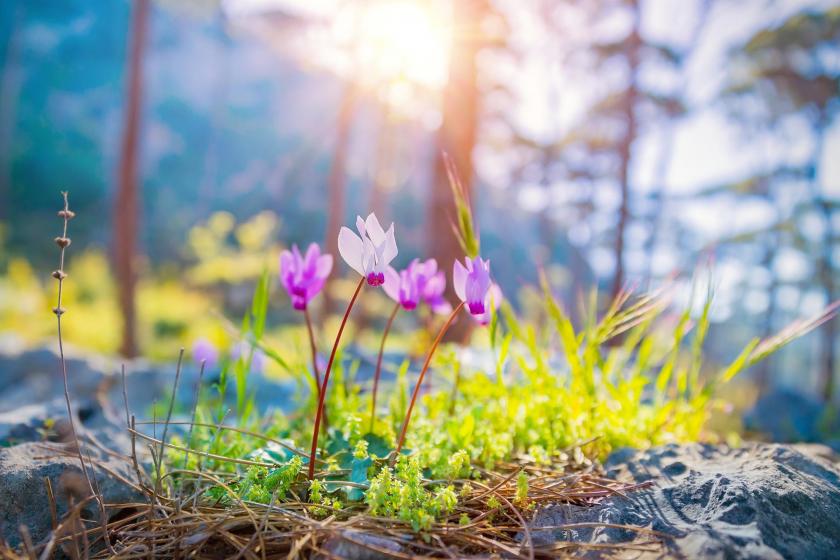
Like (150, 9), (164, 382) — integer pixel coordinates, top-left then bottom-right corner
(356, 215), (367, 238)
(424, 271), (446, 298)
(381, 223), (398, 264)
(305, 278), (326, 299)
(362, 237), (377, 274)
(279, 250), (293, 275)
(453, 259), (467, 302)
(382, 266), (401, 302)
(487, 283), (503, 310)
(338, 227), (365, 276)
(429, 298), (453, 315)
(316, 254), (333, 279)
(304, 243), (320, 267)
(365, 213), (387, 246)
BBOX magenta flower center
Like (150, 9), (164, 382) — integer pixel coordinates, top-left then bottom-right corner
(468, 300), (485, 315)
(367, 272), (385, 286)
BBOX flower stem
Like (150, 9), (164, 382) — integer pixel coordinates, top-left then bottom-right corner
(370, 302), (400, 433)
(394, 301), (464, 457)
(308, 276), (365, 480)
(303, 307), (322, 398)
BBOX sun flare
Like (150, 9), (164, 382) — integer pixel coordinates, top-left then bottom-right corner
(332, 0), (451, 91)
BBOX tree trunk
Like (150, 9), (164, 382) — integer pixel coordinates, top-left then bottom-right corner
(429, 0), (481, 337)
(114, 0), (149, 358)
(611, 1), (641, 301)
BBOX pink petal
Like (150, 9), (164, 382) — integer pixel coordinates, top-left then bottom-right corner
(316, 254), (333, 279)
(279, 250), (293, 276)
(487, 283), (503, 310)
(304, 243), (320, 267)
(430, 298), (452, 315)
(382, 266), (401, 302)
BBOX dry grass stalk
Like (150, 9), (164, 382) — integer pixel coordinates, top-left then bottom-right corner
(48, 442), (660, 559)
(51, 192), (114, 555)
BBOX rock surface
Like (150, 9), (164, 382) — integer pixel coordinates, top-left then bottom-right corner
(0, 346), (298, 424)
(0, 346), (298, 551)
(317, 530), (405, 560)
(0, 441), (143, 550)
(743, 388), (840, 449)
(530, 443), (840, 559)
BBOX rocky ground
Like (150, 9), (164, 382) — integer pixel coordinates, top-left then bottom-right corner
(2, 345), (840, 558)
(530, 443), (840, 559)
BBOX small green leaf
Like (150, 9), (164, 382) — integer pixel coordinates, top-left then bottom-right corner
(362, 433), (391, 458)
(247, 441), (296, 464)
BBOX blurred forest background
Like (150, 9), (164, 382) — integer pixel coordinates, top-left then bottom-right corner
(0, 0), (838, 402)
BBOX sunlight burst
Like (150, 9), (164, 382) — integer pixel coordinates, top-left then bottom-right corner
(332, 0), (451, 92)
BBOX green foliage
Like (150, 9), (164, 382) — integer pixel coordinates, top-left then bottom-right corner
(366, 455), (457, 532)
(170, 273), (830, 530)
(204, 456), (303, 505)
(230, 268), (271, 419)
(514, 471), (532, 510)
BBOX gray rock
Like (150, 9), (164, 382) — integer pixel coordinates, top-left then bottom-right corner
(0, 348), (110, 414)
(743, 388), (840, 446)
(0, 441), (144, 550)
(317, 530), (405, 560)
(530, 443), (840, 559)
(0, 347), (299, 428)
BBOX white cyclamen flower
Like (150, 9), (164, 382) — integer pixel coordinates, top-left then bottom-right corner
(338, 213), (398, 287)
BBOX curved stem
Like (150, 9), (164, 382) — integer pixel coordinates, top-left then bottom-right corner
(308, 276), (365, 480)
(303, 307), (322, 397)
(394, 302), (464, 457)
(370, 303), (400, 433)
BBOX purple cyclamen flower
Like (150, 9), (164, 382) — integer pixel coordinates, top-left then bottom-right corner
(192, 338), (219, 369)
(384, 260), (422, 310)
(338, 213), (398, 287)
(471, 283), (502, 326)
(280, 243), (333, 310)
(232, 342), (266, 374)
(453, 256), (492, 316)
(414, 258), (452, 315)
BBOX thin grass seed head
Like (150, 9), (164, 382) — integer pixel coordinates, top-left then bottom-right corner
(444, 152), (480, 258)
